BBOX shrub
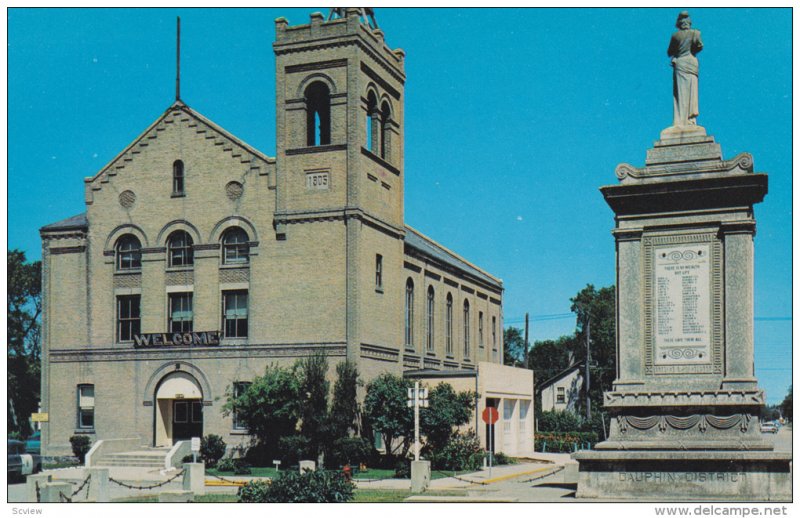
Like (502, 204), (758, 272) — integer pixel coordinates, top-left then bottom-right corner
(234, 462), (252, 475)
(238, 480), (272, 503)
(200, 434), (227, 467)
(238, 469), (354, 503)
(69, 435), (92, 463)
(328, 436), (372, 467)
(278, 434), (311, 466)
(491, 452), (516, 465)
(534, 431), (598, 453)
(182, 454), (195, 463)
(537, 410), (584, 433)
(393, 459), (410, 478)
(431, 431), (484, 471)
(216, 457), (237, 472)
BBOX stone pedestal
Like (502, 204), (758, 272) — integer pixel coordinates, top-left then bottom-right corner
(411, 460), (431, 493)
(573, 128), (791, 501)
(26, 473), (52, 503)
(40, 482), (72, 503)
(87, 467), (110, 502)
(183, 462), (205, 496)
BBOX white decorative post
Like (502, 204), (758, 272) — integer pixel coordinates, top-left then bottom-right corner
(408, 381), (430, 493)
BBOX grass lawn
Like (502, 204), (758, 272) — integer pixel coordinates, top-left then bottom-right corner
(207, 466), (475, 481)
(207, 466), (278, 478)
(115, 489), (465, 503)
(113, 494), (238, 503)
(353, 489), (467, 503)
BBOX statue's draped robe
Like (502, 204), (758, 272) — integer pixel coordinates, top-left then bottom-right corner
(668, 29), (703, 127)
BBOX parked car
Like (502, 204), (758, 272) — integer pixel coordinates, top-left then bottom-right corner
(760, 422), (778, 434)
(25, 431), (41, 454)
(7, 439), (42, 481)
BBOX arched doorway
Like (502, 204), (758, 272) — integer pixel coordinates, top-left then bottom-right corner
(154, 372), (203, 446)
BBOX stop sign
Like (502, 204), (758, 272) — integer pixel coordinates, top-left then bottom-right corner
(482, 406), (499, 425)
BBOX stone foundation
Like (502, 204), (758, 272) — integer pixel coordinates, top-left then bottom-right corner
(573, 450), (791, 501)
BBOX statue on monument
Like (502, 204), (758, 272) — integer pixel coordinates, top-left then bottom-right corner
(668, 11), (703, 128)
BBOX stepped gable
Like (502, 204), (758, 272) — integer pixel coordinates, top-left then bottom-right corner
(83, 100), (275, 200)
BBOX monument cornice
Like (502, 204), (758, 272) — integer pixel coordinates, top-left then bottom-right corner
(601, 173), (768, 216)
(604, 389), (765, 408)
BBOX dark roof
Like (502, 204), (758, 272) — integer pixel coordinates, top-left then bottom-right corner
(536, 362), (584, 391)
(404, 226), (502, 289)
(403, 368), (477, 379)
(40, 213), (88, 232)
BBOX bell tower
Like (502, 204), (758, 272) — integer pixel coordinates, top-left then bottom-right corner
(272, 9), (407, 365)
(273, 8), (406, 236)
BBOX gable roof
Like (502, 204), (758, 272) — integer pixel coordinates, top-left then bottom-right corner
(404, 226), (502, 290)
(536, 362), (584, 391)
(85, 100), (274, 188)
(40, 213), (88, 233)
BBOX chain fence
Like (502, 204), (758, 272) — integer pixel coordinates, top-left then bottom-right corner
(108, 469), (185, 491)
(55, 474), (92, 503)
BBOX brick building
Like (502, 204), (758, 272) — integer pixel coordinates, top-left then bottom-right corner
(39, 9), (533, 458)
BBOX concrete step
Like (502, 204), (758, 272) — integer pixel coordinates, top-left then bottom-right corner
(95, 449), (169, 468)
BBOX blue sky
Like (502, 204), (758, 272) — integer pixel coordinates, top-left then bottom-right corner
(7, 8), (792, 404)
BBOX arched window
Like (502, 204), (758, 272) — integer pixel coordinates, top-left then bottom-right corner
(305, 81), (331, 146)
(380, 100), (392, 160)
(222, 227), (249, 265)
(116, 234), (142, 271)
(366, 91), (379, 152)
(445, 293), (453, 356)
(405, 278), (414, 349)
(463, 299), (471, 358)
(172, 160), (185, 195)
(167, 230), (194, 267)
(426, 286), (435, 353)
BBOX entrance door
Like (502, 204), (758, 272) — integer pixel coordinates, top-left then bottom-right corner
(172, 400), (203, 443)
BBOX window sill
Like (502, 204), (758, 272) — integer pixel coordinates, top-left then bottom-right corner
(404, 347), (416, 354)
(230, 430), (250, 436)
(425, 351), (436, 357)
(375, 287), (384, 294)
(74, 429), (96, 435)
(166, 266), (194, 273)
(171, 193), (186, 198)
(114, 269), (142, 275)
(222, 338), (248, 346)
(219, 263), (250, 270)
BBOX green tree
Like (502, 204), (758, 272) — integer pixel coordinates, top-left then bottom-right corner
(329, 360), (361, 439)
(363, 373), (412, 457)
(297, 353), (330, 459)
(780, 386), (792, 421)
(224, 364), (300, 461)
(528, 335), (575, 382)
(420, 383), (477, 452)
(8, 249), (42, 435)
(503, 326), (526, 366)
(570, 284), (616, 415)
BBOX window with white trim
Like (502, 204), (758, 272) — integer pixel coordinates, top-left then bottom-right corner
(222, 290), (248, 338)
(77, 384), (95, 429)
(168, 292), (193, 334)
(117, 295), (140, 342)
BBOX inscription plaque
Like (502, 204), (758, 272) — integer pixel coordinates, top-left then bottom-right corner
(654, 244), (710, 365)
(306, 171), (330, 190)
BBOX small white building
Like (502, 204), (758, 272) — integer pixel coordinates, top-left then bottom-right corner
(538, 363), (584, 414)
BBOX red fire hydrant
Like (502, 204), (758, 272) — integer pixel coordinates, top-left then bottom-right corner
(343, 464), (352, 482)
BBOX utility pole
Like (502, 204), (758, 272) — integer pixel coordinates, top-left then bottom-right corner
(523, 312), (530, 368)
(585, 317), (592, 421)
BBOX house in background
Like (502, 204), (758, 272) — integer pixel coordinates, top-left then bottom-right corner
(538, 363), (584, 414)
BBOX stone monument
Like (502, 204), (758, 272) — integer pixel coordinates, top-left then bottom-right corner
(572, 12), (791, 501)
